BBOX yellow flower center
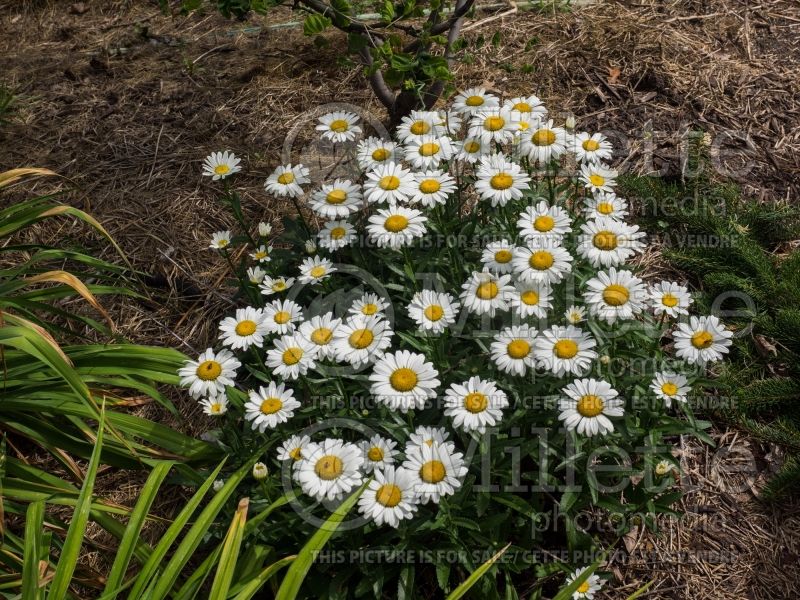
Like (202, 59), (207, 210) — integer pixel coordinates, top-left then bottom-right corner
(420, 460), (446, 483)
(326, 189), (347, 204)
(490, 173), (513, 190)
(582, 139), (600, 152)
(465, 95), (484, 107)
(389, 367), (418, 392)
(602, 284), (630, 306)
(260, 397), (283, 414)
(484, 116), (505, 131)
(419, 179), (441, 194)
(255, 250), (268, 260)
(196, 360), (222, 381)
(314, 455), (343, 480)
(273, 281), (287, 291)
(311, 327), (333, 345)
(329, 119), (349, 133)
(521, 290), (539, 305)
(375, 483), (402, 507)
(330, 227), (346, 240)
(367, 447), (384, 462)
(512, 101), (531, 112)
(209, 402), (224, 414)
(273, 311), (291, 325)
(554, 339), (578, 359)
(577, 394), (604, 417)
(532, 129), (556, 146)
(419, 142), (440, 157)
(507, 339), (531, 359)
(589, 173), (606, 187)
(661, 382), (678, 396)
(282, 347), (303, 365)
(691, 330), (714, 349)
(424, 304), (444, 321)
(349, 328), (374, 349)
(662, 293), (679, 307)
(577, 582), (591, 594)
(464, 392), (488, 413)
(214, 164), (230, 175)
(494, 249), (513, 263)
(236, 320), (258, 336)
(217, 238), (229, 247)
(384, 215), (409, 232)
(371, 147), (390, 161)
(361, 303), (379, 315)
(277, 172), (295, 185)
(534, 215), (555, 232)
(518, 121), (530, 131)
(593, 231), (618, 250)
(464, 140), (481, 153)
(410, 121), (430, 135)
(476, 281), (499, 299)
(597, 202), (614, 215)
(289, 447), (303, 461)
(309, 266), (326, 278)
(529, 251), (554, 270)
(379, 175), (401, 191)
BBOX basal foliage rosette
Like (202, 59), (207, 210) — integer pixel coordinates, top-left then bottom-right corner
(180, 92), (733, 598)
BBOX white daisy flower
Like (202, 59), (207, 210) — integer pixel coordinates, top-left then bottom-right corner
(349, 292), (390, 318)
(583, 268), (648, 324)
(360, 434), (398, 473)
(356, 137), (404, 172)
(395, 110), (442, 144)
(277, 434), (311, 462)
(265, 333), (318, 380)
(309, 180), (364, 219)
(573, 131), (613, 164)
(433, 109), (463, 136)
(317, 220), (356, 251)
(366, 203), (427, 249)
(579, 162), (617, 194)
(200, 396), (229, 416)
(244, 382), (301, 432)
(444, 376), (509, 434)
(331, 314), (393, 368)
(298, 312), (341, 360)
(468, 108), (517, 145)
(260, 275), (295, 296)
(459, 270), (515, 317)
(264, 164), (310, 198)
(250, 244), (273, 263)
(403, 441), (468, 504)
(406, 426), (450, 454)
(404, 135), (455, 170)
(510, 280), (553, 320)
(219, 306), (269, 350)
(202, 151), (241, 180)
(474, 154), (531, 207)
(247, 266), (266, 284)
(363, 162), (417, 205)
(209, 230), (232, 250)
(565, 305), (587, 325)
(369, 350), (440, 412)
(452, 87), (500, 115)
(298, 255), (336, 284)
(179, 348), (240, 400)
(407, 290), (460, 334)
(519, 118), (568, 164)
(503, 95), (548, 118)
(454, 136), (490, 164)
(517, 200), (572, 244)
(577, 217), (646, 268)
(650, 371), (691, 408)
(491, 325), (538, 376)
(558, 378), (624, 437)
(357, 465), (418, 528)
(673, 315), (733, 365)
(583, 192), (628, 221)
(296, 438), (364, 502)
(564, 567), (604, 599)
(262, 298), (303, 334)
(655, 460), (675, 477)
(511, 244), (574, 285)
(315, 111), (361, 143)
(410, 170), (456, 207)
(481, 240), (517, 274)
(534, 325), (598, 377)
(649, 281), (693, 318)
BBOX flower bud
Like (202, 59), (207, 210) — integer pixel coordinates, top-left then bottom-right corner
(252, 462), (269, 481)
(258, 222), (272, 237)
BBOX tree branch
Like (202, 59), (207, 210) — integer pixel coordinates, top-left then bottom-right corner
(357, 47), (396, 111)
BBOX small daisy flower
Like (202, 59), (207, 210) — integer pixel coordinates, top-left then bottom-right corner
(296, 438), (364, 502)
(369, 350), (441, 412)
(673, 315), (733, 365)
(356, 137), (404, 172)
(511, 244), (574, 285)
(519, 118), (568, 164)
(406, 426), (450, 454)
(583, 192), (628, 221)
(244, 382), (300, 432)
(573, 131), (613, 164)
(317, 220), (356, 251)
(360, 435), (398, 473)
(219, 306), (270, 350)
(481, 240), (517, 274)
(564, 567), (604, 599)
(469, 108), (517, 145)
(579, 162), (617, 194)
(202, 151), (241, 180)
(250, 244), (273, 263)
(510, 280), (553, 320)
(410, 170), (457, 207)
(558, 378), (624, 437)
(534, 325), (598, 377)
(404, 135), (455, 169)
(298, 312), (341, 360)
(309, 180), (364, 219)
(407, 290), (460, 334)
(264, 164), (310, 198)
(403, 441), (468, 504)
(260, 275), (295, 296)
(583, 268), (648, 324)
(200, 396), (229, 416)
(298, 255), (336, 284)
(577, 217), (646, 268)
(452, 87), (500, 115)
(474, 154), (531, 207)
(179, 348), (240, 400)
(247, 266), (266, 285)
(444, 376), (509, 433)
(650, 371), (691, 408)
(265, 333), (318, 380)
(277, 434), (311, 462)
(363, 162), (417, 205)
(257, 222), (272, 237)
(209, 230), (232, 250)
(655, 460), (675, 477)
(649, 281), (693, 318)
(395, 111), (442, 144)
(358, 465), (418, 528)
(459, 270), (515, 316)
(331, 314), (393, 368)
(262, 299), (303, 335)
(565, 305), (587, 325)
(366, 203), (428, 249)
(503, 95), (548, 118)
(349, 292), (390, 318)
(316, 111), (361, 143)
(454, 136), (490, 163)
(491, 325), (538, 376)
(517, 200), (572, 244)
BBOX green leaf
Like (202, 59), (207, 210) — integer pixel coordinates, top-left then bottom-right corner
(208, 497), (250, 600)
(446, 543), (511, 600)
(22, 500), (46, 600)
(232, 555), (296, 600)
(303, 14), (332, 36)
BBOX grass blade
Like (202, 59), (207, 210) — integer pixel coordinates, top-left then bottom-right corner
(445, 543), (511, 600)
(22, 500), (46, 599)
(233, 556), (296, 600)
(208, 497), (249, 600)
